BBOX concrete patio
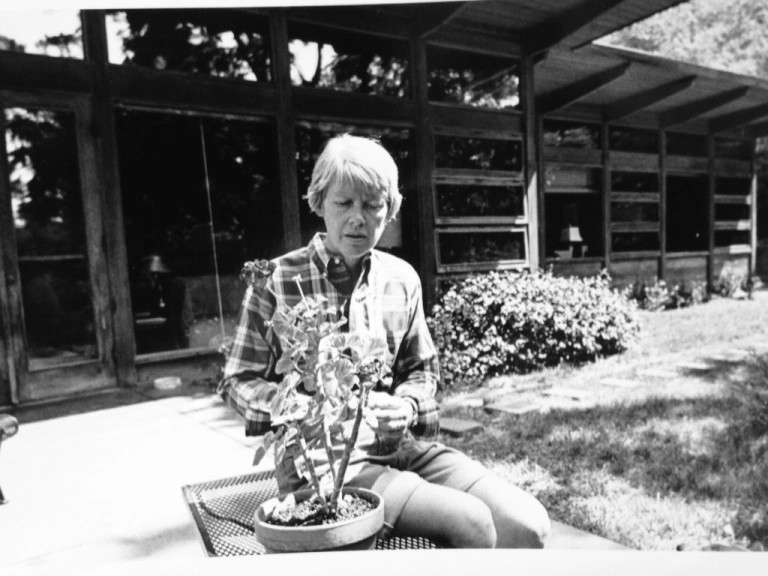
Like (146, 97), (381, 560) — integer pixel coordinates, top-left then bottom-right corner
(0, 383), (632, 573)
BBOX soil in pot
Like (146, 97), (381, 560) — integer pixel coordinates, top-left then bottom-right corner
(267, 492), (376, 527)
(254, 487), (385, 553)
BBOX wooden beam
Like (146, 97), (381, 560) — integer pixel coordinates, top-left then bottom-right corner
(537, 62), (630, 115)
(709, 102), (768, 133)
(660, 87), (749, 128)
(411, 1), (468, 38)
(533, 51), (550, 66)
(526, 0), (628, 55)
(603, 76), (697, 122)
(743, 119), (768, 138)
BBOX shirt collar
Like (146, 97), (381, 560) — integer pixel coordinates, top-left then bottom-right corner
(309, 233), (374, 274)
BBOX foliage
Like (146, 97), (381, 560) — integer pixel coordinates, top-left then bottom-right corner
(623, 279), (709, 311)
(600, 0), (768, 79)
(111, 9), (272, 81)
(428, 269), (640, 388)
(713, 268), (753, 299)
(250, 271), (390, 514)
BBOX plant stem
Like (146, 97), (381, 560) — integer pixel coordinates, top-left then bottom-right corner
(331, 384), (370, 508)
(322, 421), (338, 488)
(296, 427), (329, 512)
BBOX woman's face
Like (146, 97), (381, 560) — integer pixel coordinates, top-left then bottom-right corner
(319, 184), (389, 268)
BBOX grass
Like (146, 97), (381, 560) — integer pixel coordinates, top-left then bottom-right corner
(438, 292), (768, 550)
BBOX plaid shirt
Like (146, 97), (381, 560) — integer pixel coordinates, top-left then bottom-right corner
(219, 233), (440, 439)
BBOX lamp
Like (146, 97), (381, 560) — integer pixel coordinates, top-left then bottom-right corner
(559, 225), (583, 244)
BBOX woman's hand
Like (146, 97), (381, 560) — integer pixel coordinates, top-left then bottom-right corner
(365, 392), (415, 439)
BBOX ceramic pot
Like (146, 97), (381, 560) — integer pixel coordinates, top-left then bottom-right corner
(253, 487), (384, 553)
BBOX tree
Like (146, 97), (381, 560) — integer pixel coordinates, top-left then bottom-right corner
(601, 0), (768, 80)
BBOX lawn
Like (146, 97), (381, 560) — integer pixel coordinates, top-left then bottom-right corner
(438, 291), (768, 550)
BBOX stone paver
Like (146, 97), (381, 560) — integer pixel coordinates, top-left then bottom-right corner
(599, 377), (642, 389)
(542, 387), (591, 400)
(439, 417), (484, 437)
(484, 399), (542, 415)
(675, 361), (713, 371)
(637, 368), (679, 378)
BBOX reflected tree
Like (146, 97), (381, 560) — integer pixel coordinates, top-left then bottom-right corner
(4, 109), (84, 256)
(109, 9), (272, 82)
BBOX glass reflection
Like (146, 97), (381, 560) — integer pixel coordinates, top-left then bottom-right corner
(435, 136), (521, 171)
(4, 107), (96, 369)
(543, 120), (600, 149)
(611, 202), (659, 223)
(106, 10), (271, 82)
(288, 25), (409, 97)
(0, 11), (83, 59)
(436, 184), (524, 219)
(427, 45), (519, 110)
(438, 230), (525, 265)
(116, 110), (280, 354)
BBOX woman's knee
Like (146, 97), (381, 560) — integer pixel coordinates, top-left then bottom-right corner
(395, 483), (497, 548)
(449, 500), (497, 548)
(468, 476), (551, 548)
(512, 501), (550, 548)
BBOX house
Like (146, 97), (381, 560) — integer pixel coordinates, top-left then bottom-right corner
(1, 1), (767, 407)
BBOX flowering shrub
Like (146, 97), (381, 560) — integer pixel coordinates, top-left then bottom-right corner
(428, 269), (639, 388)
(714, 268), (752, 298)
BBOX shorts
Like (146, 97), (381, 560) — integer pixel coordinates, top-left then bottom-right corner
(275, 435), (491, 537)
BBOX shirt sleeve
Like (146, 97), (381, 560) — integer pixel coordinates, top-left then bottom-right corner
(217, 282), (281, 436)
(390, 277), (441, 439)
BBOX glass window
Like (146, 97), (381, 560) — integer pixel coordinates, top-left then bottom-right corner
(434, 135), (522, 171)
(294, 122), (413, 253)
(288, 22), (409, 98)
(427, 45), (519, 110)
(4, 107), (96, 370)
(543, 120), (600, 149)
(545, 196), (602, 259)
(115, 109), (280, 354)
(612, 202), (659, 223)
(716, 177), (750, 197)
(545, 165), (600, 192)
(611, 171), (658, 193)
(609, 126), (659, 154)
(714, 138), (752, 160)
(435, 184), (524, 221)
(716, 204), (750, 221)
(715, 231), (750, 247)
(106, 10), (271, 82)
(0, 11), (83, 59)
(666, 175), (708, 252)
(611, 232), (659, 252)
(436, 229), (526, 268)
(666, 132), (707, 157)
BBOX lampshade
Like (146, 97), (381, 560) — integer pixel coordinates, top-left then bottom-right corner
(560, 225), (583, 244)
(143, 254), (171, 274)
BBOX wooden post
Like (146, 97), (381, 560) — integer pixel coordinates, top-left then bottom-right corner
(270, 10), (302, 254)
(750, 143), (758, 281)
(522, 52), (540, 270)
(82, 10), (137, 386)
(601, 123), (611, 271)
(659, 130), (667, 281)
(707, 134), (716, 290)
(0, 110), (20, 405)
(410, 37), (437, 305)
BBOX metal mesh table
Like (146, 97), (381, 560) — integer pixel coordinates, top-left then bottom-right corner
(181, 470), (441, 556)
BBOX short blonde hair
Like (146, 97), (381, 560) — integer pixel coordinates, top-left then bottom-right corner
(305, 134), (402, 221)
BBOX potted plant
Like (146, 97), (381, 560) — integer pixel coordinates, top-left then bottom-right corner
(242, 261), (389, 553)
